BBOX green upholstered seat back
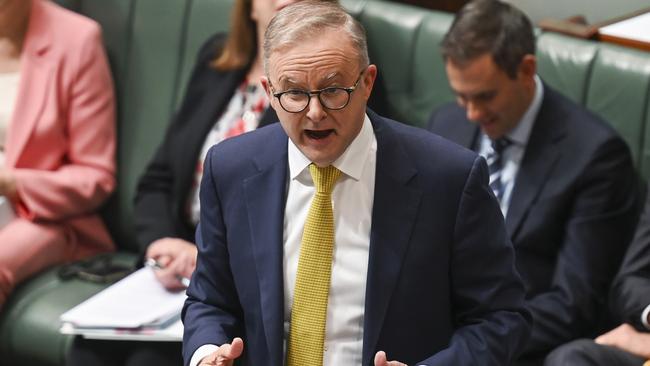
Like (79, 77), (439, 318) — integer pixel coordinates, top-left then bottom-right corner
(586, 44), (650, 175)
(347, 0), (454, 128)
(55, 0), (234, 252)
(536, 32), (599, 105)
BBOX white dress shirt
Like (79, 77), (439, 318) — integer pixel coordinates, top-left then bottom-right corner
(0, 71), (21, 167)
(191, 114), (376, 366)
(478, 75), (544, 217)
(642, 303), (650, 329)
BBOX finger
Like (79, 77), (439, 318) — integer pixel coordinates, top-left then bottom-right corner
(222, 337), (244, 359)
(154, 267), (184, 290)
(595, 332), (617, 346)
(374, 350), (387, 366)
(146, 238), (173, 257)
(388, 361), (408, 366)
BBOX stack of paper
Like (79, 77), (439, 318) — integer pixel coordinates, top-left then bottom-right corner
(60, 267), (186, 342)
(599, 12), (650, 45)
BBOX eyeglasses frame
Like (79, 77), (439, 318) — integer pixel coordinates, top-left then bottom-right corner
(268, 70), (366, 113)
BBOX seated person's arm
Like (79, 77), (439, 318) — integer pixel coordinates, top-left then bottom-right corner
(8, 24), (115, 220)
(525, 136), (640, 355)
(610, 181), (650, 332)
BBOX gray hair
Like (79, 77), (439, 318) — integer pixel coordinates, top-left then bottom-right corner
(263, 0), (369, 74)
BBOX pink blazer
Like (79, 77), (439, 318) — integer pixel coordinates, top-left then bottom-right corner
(5, 0), (116, 254)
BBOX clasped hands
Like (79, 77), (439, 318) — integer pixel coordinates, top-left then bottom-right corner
(198, 338), (407, 366)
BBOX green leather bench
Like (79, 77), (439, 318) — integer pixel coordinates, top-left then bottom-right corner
(1, 0), (649, 365)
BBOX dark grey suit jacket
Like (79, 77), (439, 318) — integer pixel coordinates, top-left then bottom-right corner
(611, 182), (650, 331)
(428, 84), (642, 358)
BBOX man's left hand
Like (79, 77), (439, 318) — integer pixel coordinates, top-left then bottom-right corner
(595, 323), (650, 359)
(374, 351), (407, 366)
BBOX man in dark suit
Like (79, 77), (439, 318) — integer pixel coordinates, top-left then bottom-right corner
(182, 2), (530, 366)
(544, 185), (650, 365)
(427, 0), (641, 363)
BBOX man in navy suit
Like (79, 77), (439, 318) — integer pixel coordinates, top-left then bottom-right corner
(427, 0), (641, 363)
(545, 184), (650, 365)
(182, 2), (530, 365)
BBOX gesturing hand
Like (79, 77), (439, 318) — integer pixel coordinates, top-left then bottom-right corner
(374, 350), (407, 366)
(198, 338), (244, 366)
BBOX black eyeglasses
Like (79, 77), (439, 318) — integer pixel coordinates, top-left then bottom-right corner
(269, 71), (364, 113)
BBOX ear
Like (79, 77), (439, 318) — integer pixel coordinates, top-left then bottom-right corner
(519, 54), (537, 81)
(362, 64), (378, 99)
(260, 76), (272, 97)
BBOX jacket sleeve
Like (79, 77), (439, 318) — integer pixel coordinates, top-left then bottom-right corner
(13, 24), (116, 221)
(610, 181), (650, 331)
(421, 156), (532, 365)
(182, 147), (243, 365)
(524, 135), (642, 355)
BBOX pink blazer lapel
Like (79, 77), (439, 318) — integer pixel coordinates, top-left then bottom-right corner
(6, 0), (53, 167)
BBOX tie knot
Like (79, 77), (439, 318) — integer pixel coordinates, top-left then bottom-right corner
(491, 137), (512, 154)
(309, 164), (341, 194)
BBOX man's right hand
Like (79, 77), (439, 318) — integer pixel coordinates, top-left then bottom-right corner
(198, 338), (244, 366)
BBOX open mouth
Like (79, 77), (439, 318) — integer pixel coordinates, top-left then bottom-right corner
(305, 129), (335, 140)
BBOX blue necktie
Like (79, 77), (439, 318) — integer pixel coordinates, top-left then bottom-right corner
(487, 138), (512, 202)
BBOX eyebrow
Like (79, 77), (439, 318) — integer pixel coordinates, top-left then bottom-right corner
(277, 72), (343, 89)
(454, 89), (497, 100)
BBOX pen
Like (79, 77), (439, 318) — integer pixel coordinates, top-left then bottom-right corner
(144, 258), (191, 287)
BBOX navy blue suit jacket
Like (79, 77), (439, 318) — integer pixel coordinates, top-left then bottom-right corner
(428, 85), (641, 358)
(611, 181), (650, 332)
(182, 110), (531, 365)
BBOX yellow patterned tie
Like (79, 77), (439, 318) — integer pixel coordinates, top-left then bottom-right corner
(287, 164), (341, 366)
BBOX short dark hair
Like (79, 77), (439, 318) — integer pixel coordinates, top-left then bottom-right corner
(441, 0), (535, 79)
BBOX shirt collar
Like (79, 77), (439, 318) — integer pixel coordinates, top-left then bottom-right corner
(505, 75), (544, 146)
(288, 113), (373, 181)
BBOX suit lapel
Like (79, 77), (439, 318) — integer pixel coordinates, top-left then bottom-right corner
(243, 127), (288, 365)
(362, 113), (422, 365)
(506, 91), (567, 238)
(6, 0), (52, 167)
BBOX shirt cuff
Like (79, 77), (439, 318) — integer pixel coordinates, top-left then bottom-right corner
(642, 303), (650, 330)
(190, 344), (219, 366)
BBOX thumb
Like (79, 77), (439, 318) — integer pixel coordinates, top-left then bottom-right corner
(374, 350), (387, 366)
(224, 337), (244, 359)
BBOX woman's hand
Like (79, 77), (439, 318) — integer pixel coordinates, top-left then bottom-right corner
(0, 169), (17, 200)
(146, 237), (197, 291)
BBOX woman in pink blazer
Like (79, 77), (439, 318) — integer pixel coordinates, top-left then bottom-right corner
(0, 0), (116, 307)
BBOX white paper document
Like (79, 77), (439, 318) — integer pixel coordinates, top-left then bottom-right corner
(600, 12), (650, 43)
(60, 267), (186, 341)
(60, 319), (183, 342)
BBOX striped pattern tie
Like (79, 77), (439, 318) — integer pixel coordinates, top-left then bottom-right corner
(487, 137), (512, 202)
(287, 164), (341, 366)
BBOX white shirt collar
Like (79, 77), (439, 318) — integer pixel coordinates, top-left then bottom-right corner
(288, 113), (373, 181)
(505, 75), (544, 146)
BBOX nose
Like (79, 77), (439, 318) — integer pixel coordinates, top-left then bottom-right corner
(465, 101), (486, 122)
(305, 95), (327, 123)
